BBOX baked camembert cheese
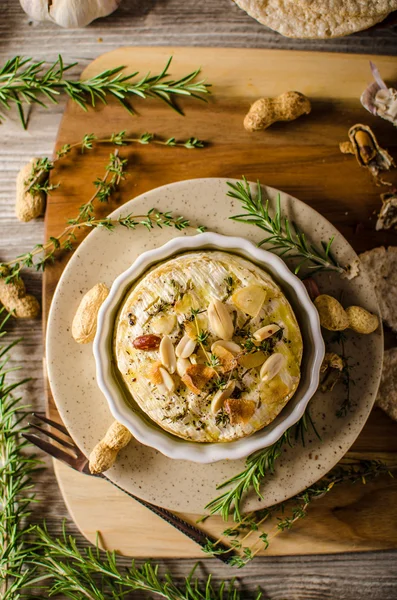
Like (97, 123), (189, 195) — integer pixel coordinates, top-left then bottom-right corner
(114, 251), (303, 443)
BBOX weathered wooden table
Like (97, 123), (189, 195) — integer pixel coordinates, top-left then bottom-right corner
(1, 1), (397, 598)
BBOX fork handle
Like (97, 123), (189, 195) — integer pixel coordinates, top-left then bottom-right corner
(102, 474), (233, 564)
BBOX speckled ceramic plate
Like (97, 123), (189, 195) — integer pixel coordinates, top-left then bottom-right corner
(46, 178), (383, 513)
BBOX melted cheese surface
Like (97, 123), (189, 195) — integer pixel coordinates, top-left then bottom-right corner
(114, 251), (303, 442)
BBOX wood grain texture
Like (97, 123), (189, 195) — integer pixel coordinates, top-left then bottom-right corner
(0, 3), (397, 598)
(44, 47), (397, 560)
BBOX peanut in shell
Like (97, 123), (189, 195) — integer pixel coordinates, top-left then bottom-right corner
(314, 294), (349, 331)
(346, 305), (379, 334)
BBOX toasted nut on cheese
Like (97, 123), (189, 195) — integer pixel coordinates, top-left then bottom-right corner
(159, 367), (176, 393)
(211, 380), (236, 414)
(260, 353), (285, 382)
(253, 323), (280, 341)
(176, 357), (191, 377)
(160, 335), (177, 374)
(176, 333), (196, 358)
(208, 299), (234, 340)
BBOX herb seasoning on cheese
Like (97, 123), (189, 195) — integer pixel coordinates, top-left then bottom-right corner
(114, 251), (303, 443)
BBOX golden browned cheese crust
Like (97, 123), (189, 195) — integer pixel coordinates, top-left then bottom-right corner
(114, 251), (303, 443)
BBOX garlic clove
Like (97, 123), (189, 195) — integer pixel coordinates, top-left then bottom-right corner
(20, 0), (50, 21)
(49, 0), (122, 28)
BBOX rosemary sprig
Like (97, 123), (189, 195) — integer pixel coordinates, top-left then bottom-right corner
(0, 56), (211, 129)
(205, 409), (320, 521)
(0, 308), (258, 598)
(0, 308), (42, 599)
(228, 178), (345, 276)
(30, 525), (259, 600)
(205, 431), (289, 522)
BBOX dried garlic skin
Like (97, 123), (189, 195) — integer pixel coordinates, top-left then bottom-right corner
(340, 123), (395, 185)
(320, 352), (344, 393)
(361, 62), (397, 127)
(71, 283), (109, 344)
(346, 306), (379, 334)
(376, 193), (397, 231)
(244, 92), (311, 132)
(314, 294), (349, 331)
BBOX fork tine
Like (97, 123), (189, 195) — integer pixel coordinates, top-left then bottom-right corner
(23, 433), (79, 469)
(32, 412), (70, 436)
(29, 423), (77, 452)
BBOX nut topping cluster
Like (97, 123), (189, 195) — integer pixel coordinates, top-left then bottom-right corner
(130, 284), (287, 427)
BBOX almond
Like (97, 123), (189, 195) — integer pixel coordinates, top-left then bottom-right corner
(159, 367), (176, 393)
(253, 323), (280, 342)
(232, 285), (266, 318)
(159, 335), (176, 374)
(176, 333), (196, 358)
(207, 299), (234, 340)
(211, 380), (236, 414)
(260, 353), (285, 382)
(211, 340), (241, 355)
(224, 398), (256, 425)
(133, 334), (161, 351)
(176, 357), (191, 377)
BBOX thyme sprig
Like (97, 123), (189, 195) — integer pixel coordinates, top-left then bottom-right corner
(0, 55), (211, 129)
(204, 460), (394, 568)
(228, 178), (345, 276)
(332, 331), (355, 418)
(1, 153), (204, 282)
(25, 130), (205, 197)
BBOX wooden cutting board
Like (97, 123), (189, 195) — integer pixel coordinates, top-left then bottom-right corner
(44, 47), (397, 557)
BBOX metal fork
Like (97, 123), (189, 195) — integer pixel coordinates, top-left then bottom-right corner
(23, 413), (233, 564)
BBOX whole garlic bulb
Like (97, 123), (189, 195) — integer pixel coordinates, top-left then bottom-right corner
(20, 0), (122, 28)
